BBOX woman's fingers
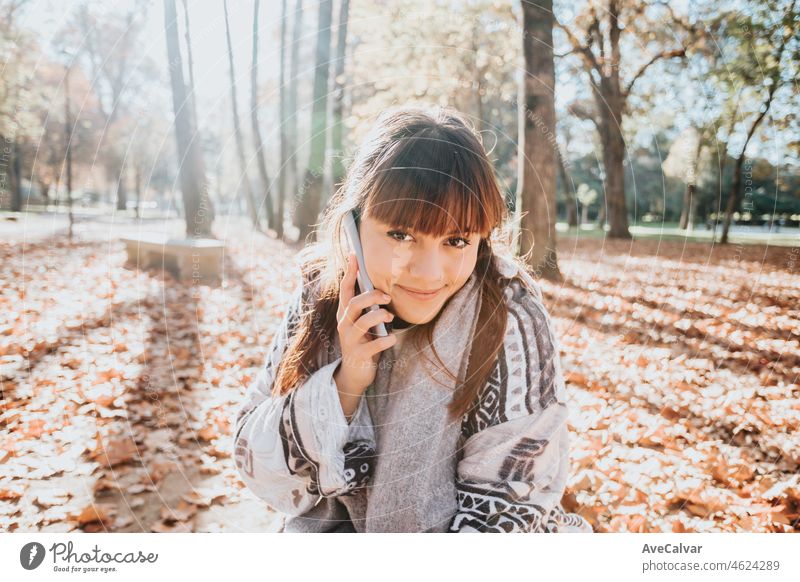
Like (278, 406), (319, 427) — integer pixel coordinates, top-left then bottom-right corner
(337, 253), (358, 321)
(350, 287), (391, 311)
(336, 252), (395, 354)
(344, 289), (391, 326)
(333, 253), (395, 394)
(363, 333), (397, 358)
(338, 306), (392, 343)
(351, 308), (394, 336)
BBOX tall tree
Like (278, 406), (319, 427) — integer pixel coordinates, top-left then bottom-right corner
(344, 2), (519, 191)
(720, 0), (798, 244)
(517, 0), (562, 281)
(71, 2), (149, 212)
(468, 20), (487, 135)
(668, 36), (732, 233)
(163, 0), (214, 237)
(251, 0), (276, 232)
(330, 0), (350, 191)
(296, 0), (333, 242)
(180, 0), (199, 133)
(0, 7), (27, 214)
(63, 60), (74, 239)
(276, 0), (290, 240)
(6, 85), (23, 213)
(556, 1), (693, 238)
(284, 0), (303, 240)
(556, 117), (579, 228)
(557, 148), (578, 228)
(223, 0), (260, 230)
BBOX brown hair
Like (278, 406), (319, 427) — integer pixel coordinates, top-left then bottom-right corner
(273, 105), (532, 423)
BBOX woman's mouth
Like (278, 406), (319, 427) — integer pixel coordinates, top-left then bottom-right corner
(397, 285), (443, 301)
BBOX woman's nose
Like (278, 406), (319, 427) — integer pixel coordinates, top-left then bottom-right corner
(408, 248), (445, 284)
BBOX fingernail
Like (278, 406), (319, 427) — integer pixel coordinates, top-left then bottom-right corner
(383, 294), (391, 301)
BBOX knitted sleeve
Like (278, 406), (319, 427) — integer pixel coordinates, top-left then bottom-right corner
(231, 283), (376, 519)
(451, 277), (592, 533)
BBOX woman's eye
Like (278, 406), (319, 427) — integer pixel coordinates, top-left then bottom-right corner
(387, 230), (471, 249)
(387, 230), (413, 243)
(447, 237), (471, 249)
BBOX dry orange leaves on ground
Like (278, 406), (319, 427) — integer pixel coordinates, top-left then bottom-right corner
(1, 230), (798, 532)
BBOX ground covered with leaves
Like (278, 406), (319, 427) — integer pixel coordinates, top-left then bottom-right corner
(1, 224), (798, 532)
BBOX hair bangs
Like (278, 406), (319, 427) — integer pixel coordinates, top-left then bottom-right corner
(364, 131), (496, 238)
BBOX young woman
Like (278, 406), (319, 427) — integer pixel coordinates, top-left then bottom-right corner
(232, 106), (592, 533)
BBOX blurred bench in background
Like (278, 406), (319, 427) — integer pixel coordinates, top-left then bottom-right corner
(120, 234), (224, 282)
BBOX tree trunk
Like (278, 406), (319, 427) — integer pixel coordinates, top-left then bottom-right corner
(596, 201), (606, 229)
(601, 113), (630, 238)
(330, 0), (350, 192)
(680, 134), (704, 231)
(64, 68), (74, 240)
(40, 180), (51, 211)
(720, 153), (745, 245)
(134, 165), (142, 219)
(679, 182), (695, 230)
(180, 0), (199, 132)
(720, 100), (773, 244)
(679, 186), (690, 229)
(223, 0), (260, 231)
(276, 0), (290, 240)
(9, 139), (22, 212)
(251, 0), (275, 232)
(163, 0), (214, 238)
(516, 0), (562, 282)
(115, 159), (127, 211)
(285, 0), (303, 237)
(297, 0), (333, 243)
(605, 2), (630, 239)
(720, 0), (791, 244)
(687, 187), (698, 234)
(557, 148), (578, 228)
(471, 24), (486, 136)
(715, 146), (729, 230)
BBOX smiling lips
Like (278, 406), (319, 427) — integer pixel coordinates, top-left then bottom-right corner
(397, 285), (443, 301)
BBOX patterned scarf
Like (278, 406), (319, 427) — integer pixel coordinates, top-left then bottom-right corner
(339, 268), (484, 532)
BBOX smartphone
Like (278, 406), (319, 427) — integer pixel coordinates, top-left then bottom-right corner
(343, 209), (389, 338)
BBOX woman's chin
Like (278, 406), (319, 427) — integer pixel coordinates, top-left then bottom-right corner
(393, 304), (440, 325)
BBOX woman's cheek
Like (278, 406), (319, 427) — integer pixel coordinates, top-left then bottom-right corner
(455, 246), (479, 281)
(388, 245), (412, 280)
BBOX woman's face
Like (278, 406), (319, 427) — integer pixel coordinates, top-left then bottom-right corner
(358, 214), (483, 324)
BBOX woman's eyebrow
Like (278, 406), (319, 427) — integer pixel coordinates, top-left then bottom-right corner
(421, 229), (470, 236)
(388, 224), (470, 237)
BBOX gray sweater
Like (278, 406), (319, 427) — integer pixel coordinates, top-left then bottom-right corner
(232, 257), (592, 533)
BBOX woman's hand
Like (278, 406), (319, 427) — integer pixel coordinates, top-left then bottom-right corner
(334, 252), (397, 418)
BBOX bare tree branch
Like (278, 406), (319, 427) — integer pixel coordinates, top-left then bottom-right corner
(623, 48), (685, 99)
(554, 18), (602, 76)
(567, 101), (601, 133)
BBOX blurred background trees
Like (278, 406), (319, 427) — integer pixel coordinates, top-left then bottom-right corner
(0, 0), (797, 258)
